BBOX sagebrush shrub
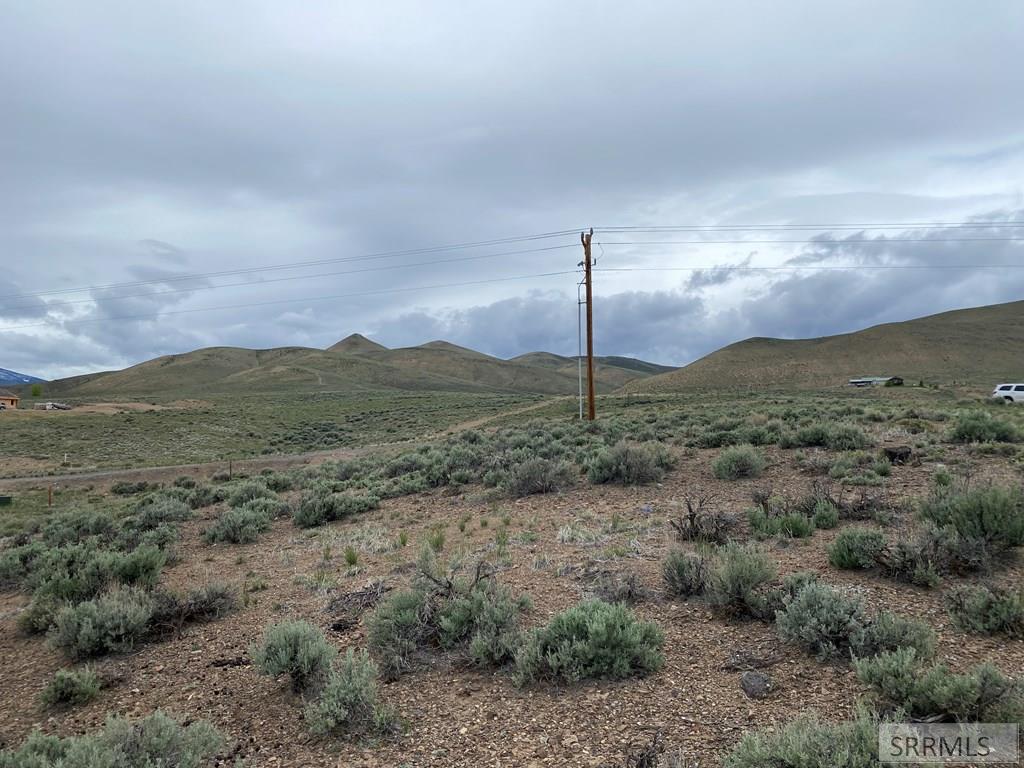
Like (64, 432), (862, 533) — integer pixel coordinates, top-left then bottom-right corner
(304, 649), (397, 737)
(826, 424), (872, 451)
(949, 410), (1021, 443)
(367, 589), (429, 680)
(724, 710), (878, 768)
(368, 568), (529, 679)
(293, 489), (379, 528)
(513, 599), (664, 685)
(40, 667), (101, 708)
(252, 620), (337, 692)
(811, 500), (840, 529)
(227, 480), (275, 507)
(133, 497), (192, 530)
(748, 508), (815, 538)
(203, 504), (272, 544)
(437, 580), (531, 667)
(828, 528), (885, 570)
(855, 648), (1024, 723)
(713, 445), (766, 480)
(945, 583), (1024, 637)
(0, 711), (222, 768)
(918, 485), (1024, 548)
(775, 581), (867, 660)
(150, 582), (238, 635)
(50, 586), (155, 659)
(586, 441), (673, 485)
(775, 581), (935, 661)
(662, 550), (707, 597)
(501, 458), (574, 497)
(706, 542), (777, 617)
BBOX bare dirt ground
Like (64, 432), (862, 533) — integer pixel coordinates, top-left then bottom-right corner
(2, 444), (1021, 767)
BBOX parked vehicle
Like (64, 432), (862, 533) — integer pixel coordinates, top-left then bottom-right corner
(991, 383), (1024, 402)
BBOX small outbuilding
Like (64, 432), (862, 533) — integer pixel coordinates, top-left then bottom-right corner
(0, 390), (19, 410)
(847, 376), (903, 387)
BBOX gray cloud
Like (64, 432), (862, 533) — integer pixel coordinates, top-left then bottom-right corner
(1, 2), (1023, 379)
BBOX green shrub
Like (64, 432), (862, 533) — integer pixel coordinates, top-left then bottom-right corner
(828, 528), (885, 569)
(780, 423), (871, 451)
(918, 485), (1024, 547)
(252, 620), (337, 692)
(775, 581), (867, 660)
(826, 424), (872, 451)
(437, 580), (530, 667)
(368, 570), (529, 680)
(855, 648), (1024, 723)
(724, 710), (878, 768)
(713, 445), (766, 480)
(367, 589), (429, 680)
(227, 480), (275, 507)
(0, 711), (222, 768)
(812, 500), (840, 529)
(111, 480), (155, 496)
(850, 610), (937, 661)
(945, 583), (1024, 637)
(293, 489), (380, 528)
(587, 441), (673, 485)
(748, 508), (815, 538)
(133, 497), (191, 530)
(305, 649), (396, 737)
(950, 410), (1021, 443)
(706, 542), (777, 617)
(203, 504), (272, 544)
(662, 550), (707, 597)
(501, 458), (574, 497)
(775, 581), (935, 661)
(513, 599), (664, 685)
(40, 667), (101, 708)
(50, 586), (155, 659)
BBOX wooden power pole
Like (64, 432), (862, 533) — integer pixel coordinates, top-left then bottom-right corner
(581, 228), (596, 420)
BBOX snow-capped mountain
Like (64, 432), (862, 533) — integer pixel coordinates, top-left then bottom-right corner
(0, 368), (44, 386)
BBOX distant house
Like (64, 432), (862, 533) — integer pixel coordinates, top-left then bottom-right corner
(848, 376), (903, 387)
(0, 389), (19, 410)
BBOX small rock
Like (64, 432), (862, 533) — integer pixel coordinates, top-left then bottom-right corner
(740, 670), (771, 699)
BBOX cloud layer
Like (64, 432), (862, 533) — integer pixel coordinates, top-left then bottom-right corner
(1, 2), (1023, 378)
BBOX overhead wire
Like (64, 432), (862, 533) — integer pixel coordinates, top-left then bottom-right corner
(0, 269), (580, 333)
(0, 243), (578, 315)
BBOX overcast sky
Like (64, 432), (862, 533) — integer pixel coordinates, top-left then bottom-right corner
(2, 1), (1023, 379)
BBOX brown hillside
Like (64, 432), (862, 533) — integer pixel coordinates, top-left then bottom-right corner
(327, 333), (389, 354)
(624, 299), (1024, 392)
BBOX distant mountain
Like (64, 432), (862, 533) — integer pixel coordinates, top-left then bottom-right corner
(0, 368), (43, 386)
(623, 299), (1024, 392)
(327, 333), (389, 354)
(41, 336), (673, 398)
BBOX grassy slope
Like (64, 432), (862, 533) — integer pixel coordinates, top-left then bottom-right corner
(41, 341), (668, 398)
(625, 299), (1024, 392)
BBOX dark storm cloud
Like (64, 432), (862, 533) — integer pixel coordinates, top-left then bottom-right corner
(1, 1), (1023, 378)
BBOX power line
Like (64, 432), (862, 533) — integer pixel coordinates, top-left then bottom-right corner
(595, 264), (1024, 273)
(1, 243), (578, 315)
(0, 228), (582, 302)
(595, 221), (1024, 232)
(7, 220), (1021, 303)
(0, 270), (580, 333)
(597, 237), (1024, 245)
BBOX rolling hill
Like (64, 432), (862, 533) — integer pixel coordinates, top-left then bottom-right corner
(624, 299), (1024, 392)
(39, 337), (673, 398)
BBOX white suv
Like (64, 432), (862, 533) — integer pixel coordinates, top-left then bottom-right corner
(992, 383), (1024, 402)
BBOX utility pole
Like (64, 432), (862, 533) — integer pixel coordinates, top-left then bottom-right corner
(580, 228), (596, 420)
